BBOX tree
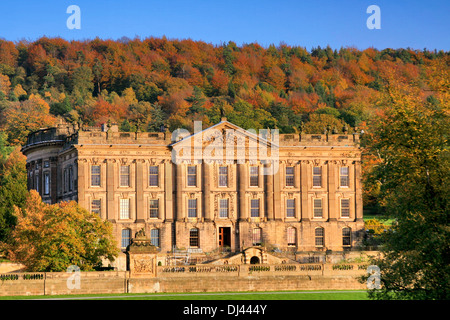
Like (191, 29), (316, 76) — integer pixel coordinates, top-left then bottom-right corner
(362, 72), (450, 300)
(2, 190), (119, 271)
(0, 147), (27, 243)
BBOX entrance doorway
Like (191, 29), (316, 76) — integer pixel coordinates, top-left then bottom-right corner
(250, 256), (260, 264)
(218, 227), (231, 249)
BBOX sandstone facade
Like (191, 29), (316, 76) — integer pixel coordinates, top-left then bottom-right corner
(21, 119), (364, 258)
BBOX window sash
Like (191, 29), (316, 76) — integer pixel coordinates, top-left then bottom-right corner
(150, 229), (160, 247)
(313, 198), (323, 218)
(189, 228), (199, 247)
(188, 199), (197, 218)
(219, 199), (229, 218)
(285, 166), (294, 187)
(91, 165), (101, 186)
(149, 199), (159, 218)
(149, 166), (159, 187)
(287, 227), (296, 246)
(252, 228), (262, 246)
(315, 228), (324, 247)
(44, 172), (50, 195)
(120, 198), (130, 219)
(342, 227), (352, 246)
(286, 199), (295, 217)
(91, 199), (101, 215)
(218, 166), (228, 187)
(340, 166), (350, 187)
(249, 166), (259, 187)
(121, 229), (131, 248)
(250, 199), (260, 217)
(187, 166), (197, 187)
(341, 198), (350, 217)
(313, 166), (322, 187)
(120, 165), (130, 187)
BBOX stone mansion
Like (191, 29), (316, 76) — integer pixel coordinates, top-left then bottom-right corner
(21, 118), (364, 259)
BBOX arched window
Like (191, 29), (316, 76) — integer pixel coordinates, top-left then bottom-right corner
(315, 227), (325, 248)
(342, 227), (352, 247)
(287, 227), (296, 246)
(252, 228), (262, 246)
(189, 228), (199, 248)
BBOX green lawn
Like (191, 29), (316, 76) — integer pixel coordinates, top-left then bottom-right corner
(0, 290), (369, 300)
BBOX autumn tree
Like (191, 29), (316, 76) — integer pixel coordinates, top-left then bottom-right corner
(0, 147), (27, 242)
(362, 69), (450, 300)
(2, 190), (119, 272)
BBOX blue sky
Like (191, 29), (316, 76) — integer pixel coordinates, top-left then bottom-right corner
(0, 0), (448, 50)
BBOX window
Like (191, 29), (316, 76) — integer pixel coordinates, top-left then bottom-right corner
(121, 229), (131, 249)
(313, 166), (322, 187)
(120, 198), (130, 219)
(44, 172), (50, 195)
(44, 161), (50, 168)
(286, 199), (295, 218)
(315, 227), (325, 247)
(340, 167), (349, 187)
(36, 173), (40, 193)
(287, 227), (296, 246)
(218, 166), (228, 187)
(91, 165), (101, 186)
(252, 228), (262, 246)
(342, 227), (352, 247)
(68, 166), (73, 191)
(188, 199), (197, 218)
(341, 198), (350, 218)
(187, 166), (197, 187)
(149, 199), (159, 218)
(219, 199), (229, 218)
(120, 165), (130, 187)
(285, 166), (294, 187)
(149, 166), (159, 187)
(189, 228), (199, 247)
(91, 199), (101, 215)
(313, 198), (323, 218)
(249, 166), (259, 187)
(151, 229), (160, 247)
(250, 199), (260, 218)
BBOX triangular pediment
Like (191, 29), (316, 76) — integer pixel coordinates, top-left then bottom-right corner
(170, 120), (279, 164)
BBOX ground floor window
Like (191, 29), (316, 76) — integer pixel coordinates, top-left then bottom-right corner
(252, 228), (262, 246)
(121, 229), (131, 249)
(151, 229), (160, 247)
(315, 227), (324, 247)
(189, 228), (199, 247)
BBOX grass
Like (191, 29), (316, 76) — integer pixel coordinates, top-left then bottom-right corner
(0, 290), (370, 300)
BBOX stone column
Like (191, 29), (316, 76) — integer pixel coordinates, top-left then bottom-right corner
(300, 161), (308, 221)
(76, 159), (86, 208)
(354, 160), (363, 222)
(106, 159), (116, 221)
(238, 163), (247, 220)
(328, 161), (336, 221)
(203, 162), (212, 221)
(273, 162), (281, 220)
(135, 160), (145, 223)
(164, 161), (174, 221)
(176, 163), (184, 221)
(265, 163), (274, 220)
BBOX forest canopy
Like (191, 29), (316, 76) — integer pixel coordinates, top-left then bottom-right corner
(0, 36), (448, 146)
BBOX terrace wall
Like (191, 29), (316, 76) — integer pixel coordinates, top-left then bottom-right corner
(0, 263), (369, 296)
